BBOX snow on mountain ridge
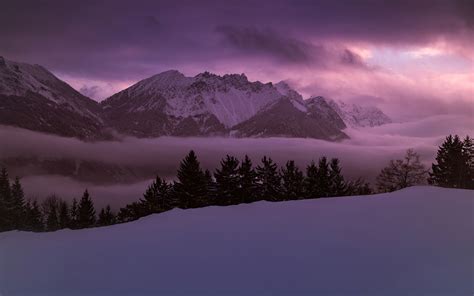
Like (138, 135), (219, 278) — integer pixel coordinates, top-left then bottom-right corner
(103, 70), (287, 128)
(0, 56), (100, 120)
(314, 96), (391, 128)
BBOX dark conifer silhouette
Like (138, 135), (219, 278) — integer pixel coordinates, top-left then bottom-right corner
(429, 135), (473, 189)
(69, 198), (79, 229)
(280, 160), (305, 200)
(46, 203), (59, 231)
(0, 167), (13, 231)
(77, 190), (96, 228)
(256, 156), (281, 201)
(42, 195), (61, 231)
(214, 155), (240, 205)
(141, 176), (173, 213)
(98, 205), (116, 226)
(24, 200), (44, 232)
(58, 201), (71, 229)
(10, 177), (25, 229)
(173, 150), (209, 208)
(237, 155), (258, 203)
(316, 157), (331, 197)
(329, 158), (347, 196)
(304, 161), (319, 198)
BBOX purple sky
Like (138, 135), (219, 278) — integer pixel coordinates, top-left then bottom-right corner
(1, 0), (472, 121)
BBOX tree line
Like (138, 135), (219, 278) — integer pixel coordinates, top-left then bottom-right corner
(0, 134), (472, 233)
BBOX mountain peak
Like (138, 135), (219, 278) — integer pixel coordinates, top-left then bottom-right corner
(311, 96), (391, 128)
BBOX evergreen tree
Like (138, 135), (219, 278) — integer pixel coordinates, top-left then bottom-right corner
(463, 136), (474, 188)
(46, 202), (60, 231)
(204, 169), (215, 204)
(117, 202), (146, 223)
(98, 205), (116, 226)
(77, 189), (96, 228)
(214, 155), (240, 205)
(376, 149), (427, 192)
(69, 198), (79, 229)
(256, 156), (281, 201)
(316, 157), (331, 197)
(429, 135), (473, 189)
(347, 178), (373, 195)
(280, 160), (305, 200)
(328, 158), (347, 196)
(237, 155), (258, 203)
(58, 200), (70, 229)
(304, 161), (319, 198)
(10, 177), (26, 229)
(42, 195), (61, 231)
(0, 167), (13, 231)
(173, 150), (209, 208)
(24, 200), (43, 232)
(141, 176), (173, 214)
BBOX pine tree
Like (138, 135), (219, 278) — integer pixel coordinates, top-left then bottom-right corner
(98, 205), (116, 226)
(46, 202), (60, 231)
(24, 200), (44, 232)
(69, 198), (79, 229)
(10, 177), (26, 229)
(347, 178), (373, 195)
(77, 189), (96, 228)
(237, 155), (258, 203)
(280, 160), (304, 200)
(329, 158), (347, 196)
(0, 167), (13, 231)
(256, 156), (281, 201)
(316, 157), (331, 197)
(204, 169), (215, 205)
(173, 150), (209, 208)
(141, 176), (173, 214)
(304, 161), (319, 198)
(41, 195), (61, 231)
(214, 155), (240, 205)
(463, 136), (474, 188)
(58, 200), (70, 229)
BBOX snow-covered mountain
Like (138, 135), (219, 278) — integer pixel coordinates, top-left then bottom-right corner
(0, 56), (106, 139)
(0, 57), (389, 140)
(101, 71), (348, 140)
(317, 96), (391, 128)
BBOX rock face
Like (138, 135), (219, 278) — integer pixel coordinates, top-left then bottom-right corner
(0, 57), (390, 141)
(0, 56), (107, 140)
(319, 96), (392, 128)
(101, 73), (348, 140)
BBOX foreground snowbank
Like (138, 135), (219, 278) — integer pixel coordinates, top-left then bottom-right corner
(1, 186), (473, 295)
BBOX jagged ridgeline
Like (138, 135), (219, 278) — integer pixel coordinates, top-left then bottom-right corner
(0, 57), (391, 140)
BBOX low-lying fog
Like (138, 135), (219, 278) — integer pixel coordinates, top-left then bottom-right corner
(1, 114), (472, 208)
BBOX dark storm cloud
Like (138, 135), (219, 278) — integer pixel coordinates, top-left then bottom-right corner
(0, 0), (471, 80)
(216, 26), (369, 69)
(216, 26), (312, 63)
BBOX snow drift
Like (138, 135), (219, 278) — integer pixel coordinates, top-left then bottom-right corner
(0, 186), (473, 295)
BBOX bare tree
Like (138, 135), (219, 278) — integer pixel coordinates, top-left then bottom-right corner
(376, 149), (428, 192)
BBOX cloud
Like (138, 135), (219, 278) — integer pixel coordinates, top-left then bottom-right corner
(216, 26), (313, 63)
(1, 117), (472, 207)
(216, 26), (369, 69)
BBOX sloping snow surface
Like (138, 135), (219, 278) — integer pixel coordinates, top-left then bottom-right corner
(0, 186), (473, 295)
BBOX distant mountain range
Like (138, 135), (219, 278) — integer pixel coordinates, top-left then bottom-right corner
(0, 56), (391, 141)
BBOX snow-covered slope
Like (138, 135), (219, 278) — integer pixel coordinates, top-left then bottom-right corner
(1, 186), (472, 295)
(315, 96), (392, 128)
(0, 56), (106, 139)
(233, 97), (348, 140)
